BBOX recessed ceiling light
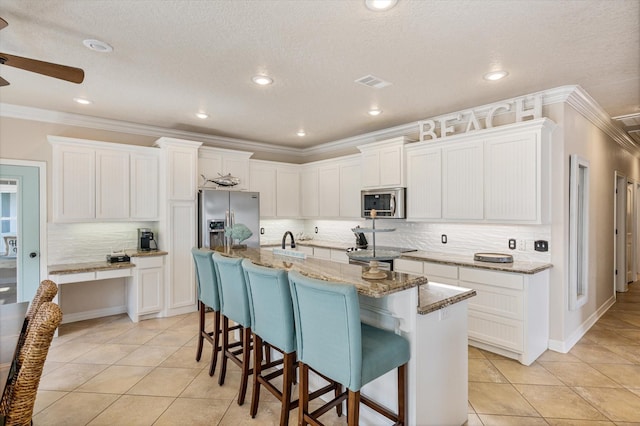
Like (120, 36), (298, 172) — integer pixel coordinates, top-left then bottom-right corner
(365, 0), (398, 11)
(252, 75), (273, 86)
(297, 130), (306, 137)
(195, 112), (209, 119)
(368, 108), (382, 116)
(82, 39), (113, 53)
(73, 97), (92, 105)
(483, 70), (509, 81)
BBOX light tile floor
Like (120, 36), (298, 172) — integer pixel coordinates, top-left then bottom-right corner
(32, 281), (640, 425)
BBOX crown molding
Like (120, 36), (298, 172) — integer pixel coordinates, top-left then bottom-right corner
(2, 84), (637, 161)
(565, 86), (640, 155)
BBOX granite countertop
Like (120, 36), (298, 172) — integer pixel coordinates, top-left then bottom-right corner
(418, 283), (476, 315)
(401, 251), (552, 274)
(214, 246), (427, 298)
(48, 250), (168, 275)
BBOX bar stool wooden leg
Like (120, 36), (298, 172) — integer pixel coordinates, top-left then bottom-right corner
(196, 301), (205, 362)
(299, 363), (309, 426)
(209, 310), (221, 377)
(398, 363), (407, 425)
(238, 326), (252, 405)
(250, 334), (263, 418)
(347, 390), (360, 426)
(280, 351), (295, 426)
(218, 316), (229, 386)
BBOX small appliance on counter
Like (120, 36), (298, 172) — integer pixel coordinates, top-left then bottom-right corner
(138, 228), (158, 251)
(106, 253), (131, 263)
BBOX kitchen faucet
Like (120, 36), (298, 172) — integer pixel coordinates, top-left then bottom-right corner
(281, 231), (296, 249)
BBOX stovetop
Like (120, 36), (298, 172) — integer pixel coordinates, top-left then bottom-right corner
(346, 246), (417, 253)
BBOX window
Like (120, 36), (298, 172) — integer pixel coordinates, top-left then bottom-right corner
(569, 155), (589, 310)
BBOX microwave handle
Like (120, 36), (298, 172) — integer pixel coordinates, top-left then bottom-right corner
(390, 194), (396, 216)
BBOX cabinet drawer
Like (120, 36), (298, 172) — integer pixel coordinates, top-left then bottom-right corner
(394, 259), (423, 275)
(96, 268), (132, 280)
(459, 267), (523, 290)
(424, 262), (458, 279)
(313, 247), (332, 260)
(330, 249), (349, 264)
(133, 256), (164, 268)
(51, 272), (96, 284)
(467, 282), (523, 320)
(468, 309), (524, 352)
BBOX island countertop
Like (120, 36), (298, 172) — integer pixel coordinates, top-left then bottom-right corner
(212, 247), (476, 316)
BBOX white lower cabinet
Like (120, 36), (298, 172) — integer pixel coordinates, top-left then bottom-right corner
(394, 257), (549, 365)
(127, 256), (164, 322)
(461, 267), (549, 366)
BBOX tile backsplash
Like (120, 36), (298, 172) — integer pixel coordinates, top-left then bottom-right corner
(48, 222), (158, 264)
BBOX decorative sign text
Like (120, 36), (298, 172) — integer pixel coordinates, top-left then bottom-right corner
(418, 94), (543, 142)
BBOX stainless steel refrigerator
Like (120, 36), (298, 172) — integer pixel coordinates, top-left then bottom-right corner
(198, 189), (260, 249)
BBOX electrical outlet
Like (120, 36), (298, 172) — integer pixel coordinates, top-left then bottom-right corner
(441, 234), (447, 244)
(314, 227), (318, 234)
(508, 238), (516, 250)
(260, 227), (265, 235)
(518, 240), (527, 251)
(534, 240), (549, 252)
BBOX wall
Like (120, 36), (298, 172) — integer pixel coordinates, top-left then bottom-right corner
(548, 104), (640, 350)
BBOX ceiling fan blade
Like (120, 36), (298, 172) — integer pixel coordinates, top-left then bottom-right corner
(0, 52), (84, 84)
(0, 17), (7, 31)
(0, 76), (9, 86)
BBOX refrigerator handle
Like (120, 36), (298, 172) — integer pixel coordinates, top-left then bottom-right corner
(230, 210), (235, 227)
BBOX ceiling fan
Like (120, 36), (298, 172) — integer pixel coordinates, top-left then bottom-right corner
(0, 17), (84, 87)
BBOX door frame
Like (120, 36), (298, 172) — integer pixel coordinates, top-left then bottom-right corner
(0, 159), (47, 299)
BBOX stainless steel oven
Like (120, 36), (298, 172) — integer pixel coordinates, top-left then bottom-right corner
(361, 187), (406, 219)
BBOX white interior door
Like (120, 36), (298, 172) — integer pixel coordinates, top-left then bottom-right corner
(627, 181), (634, 283)
(615, 173), (627, 293)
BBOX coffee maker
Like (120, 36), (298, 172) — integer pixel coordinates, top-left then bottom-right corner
(138, 228), (158, 251)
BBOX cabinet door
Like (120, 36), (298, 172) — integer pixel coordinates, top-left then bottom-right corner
(318, 165), (340, 217)
(361, 150), (380, 188)
(339, 159), (361, 218)
(138, 267), (164, 314)
(249, 163), (277, 217)
(407, 147), (442, 219)
(130, 153), (159, 220)
(442, 142), (483, 220)
(276, 168), (300, 217)
(198, 153), (223, 187)
(53, 145), (95, 221)
(379, 144), (403, 187)
(484, 132), (539, 222)
(168, 146), (198, 201)
(223, 156), (250, 190)
(300, 167), (319, 218)
(95, 149), (130, 219)
(167, 202), (196, 309)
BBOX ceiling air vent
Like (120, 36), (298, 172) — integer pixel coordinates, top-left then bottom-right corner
(355, 74), (392, 89)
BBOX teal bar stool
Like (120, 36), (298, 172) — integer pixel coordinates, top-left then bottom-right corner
(212, 253), (253, 405)
(288, 271), (410, 426)
(191, 248), (222, 376)
(242, 259), (297, 425)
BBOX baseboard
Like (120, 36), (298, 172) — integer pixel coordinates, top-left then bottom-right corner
(61, 305), (127, 324)
(548, 295), (616, 353)
(164, 304), (197, 318)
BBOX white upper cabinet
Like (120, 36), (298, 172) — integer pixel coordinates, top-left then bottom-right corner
(404, 118), (554, 224)
(276, 166), (300, 217)
(95, 149), (130, 220)
(249, 161), (277, 218)
(339, 158), (361, 218)
(164, 144), (199, 201)
(358, 137), (408, 188)
(52, 143), (96, 221)
(198, 146), (252, 191)
(130, 152), (159, 220)
(442, 141), (484, 220)
(50, 136), (160, 222)
(406, 146), (442, 219)
(318, 164), (340, 217)
(300, 166), (319, 218)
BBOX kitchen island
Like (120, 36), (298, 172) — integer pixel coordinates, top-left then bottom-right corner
(216, 247), (476, 426)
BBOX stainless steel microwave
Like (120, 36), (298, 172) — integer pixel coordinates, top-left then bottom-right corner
(361, 188), (406, 219)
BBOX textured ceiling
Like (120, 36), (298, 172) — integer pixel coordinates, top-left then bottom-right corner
(0, 0), (638, 150)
